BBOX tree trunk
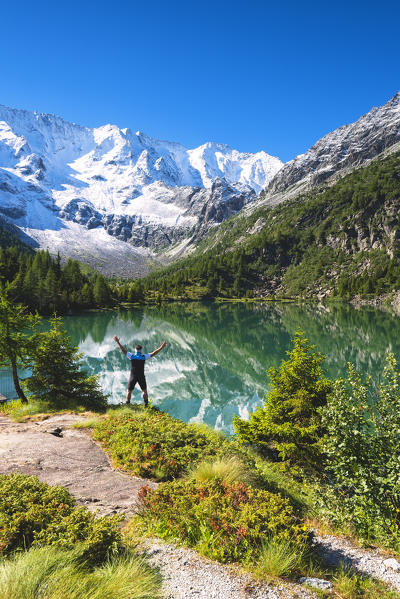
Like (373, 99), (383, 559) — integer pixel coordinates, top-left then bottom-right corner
(11, 358), (27, 404)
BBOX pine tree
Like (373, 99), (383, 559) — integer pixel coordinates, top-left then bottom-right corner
(233, 332), (332, 470)
(0, 291), (40, 403)
(26, 316), (108, 411)
(93, 275), (112, 307)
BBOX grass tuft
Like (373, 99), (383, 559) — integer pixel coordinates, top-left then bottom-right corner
(332, 565), (400, 599)
(1, 399), (86, 422)
(188, 456), (254, 486)
(73, 416), (103, 429)
(0, 545), (161, 599)
(257, 537), (305, 578)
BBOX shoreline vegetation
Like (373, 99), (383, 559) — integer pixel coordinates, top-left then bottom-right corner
(2, 325), (400, 598)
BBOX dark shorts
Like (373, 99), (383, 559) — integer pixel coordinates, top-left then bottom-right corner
(128, 373), (147, 392)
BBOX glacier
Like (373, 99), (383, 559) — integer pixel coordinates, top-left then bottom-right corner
(0, 104), (282, 274)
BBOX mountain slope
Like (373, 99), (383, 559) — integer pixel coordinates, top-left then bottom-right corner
(264, 91), (400, 200)
(0, 105), (282, 274)
(131, 151), (400, 299)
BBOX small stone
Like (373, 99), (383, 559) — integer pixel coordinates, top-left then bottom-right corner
(47, 427), (63, 437)
(300, 577), (333, 590)
(383, 558), (400, 571)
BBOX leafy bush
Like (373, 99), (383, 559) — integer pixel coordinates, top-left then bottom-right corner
(93, 406), (227, 481)
(0, 545), (161, 599)
(319, 354), (400, 546)
(26, 315), (108, 411)
(0, 473), (122, 564)
(137, 478), (310, 564)
(233, 332), (332, 470)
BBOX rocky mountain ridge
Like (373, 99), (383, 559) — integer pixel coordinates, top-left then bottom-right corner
(262, 91), (400, 203)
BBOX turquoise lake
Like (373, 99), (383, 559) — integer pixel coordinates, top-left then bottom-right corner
(55, 302), (400, 434)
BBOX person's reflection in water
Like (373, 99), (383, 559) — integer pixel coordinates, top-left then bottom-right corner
(113, 336), (167, 406)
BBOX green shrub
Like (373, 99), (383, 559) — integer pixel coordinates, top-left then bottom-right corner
(137, 478), (310, 564)
(319, 354), (400, 547)
(93, 406), (227, 481)
(0, 473), (122, 564)
(0, 545), (161, 599)
(233, 332), (332, 471)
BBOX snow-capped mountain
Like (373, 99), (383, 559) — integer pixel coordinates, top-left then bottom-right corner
(2, 92), (400, 276)
(0, 104), (282, 274)
(266, 91), (400, 197)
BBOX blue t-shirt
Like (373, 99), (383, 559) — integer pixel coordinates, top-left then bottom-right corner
(126, 351), (151, 377)
(126, 351), (151, 361)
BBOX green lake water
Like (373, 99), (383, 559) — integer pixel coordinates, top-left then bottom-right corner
(58, 302), (400, 434)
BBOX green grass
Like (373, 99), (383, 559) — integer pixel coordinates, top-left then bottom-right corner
(187, 456), (254, 486)
(0, 545), (161, 599)
(73, 416), (104, 429)
(253, 457), (313, 514)
(256, 537), (306, 578)
(0, 399), (86, 422)
(331, 566), (400, 599)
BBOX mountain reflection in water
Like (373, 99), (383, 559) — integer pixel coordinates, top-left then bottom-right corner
(61, 302), (400, 434)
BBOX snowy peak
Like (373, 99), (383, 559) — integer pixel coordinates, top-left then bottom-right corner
(187, 143), (282, 193)
(0, 104), (283, 268)
(0, 103), (283, 197)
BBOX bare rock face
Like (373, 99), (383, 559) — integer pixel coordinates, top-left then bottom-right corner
(57, 178), (255, 251)
(268, 92), (400, 194)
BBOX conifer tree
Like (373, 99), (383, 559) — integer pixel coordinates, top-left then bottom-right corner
(26, 315), (107, 411)
(93, 275), (112, 307)
(233, 332), (332, 470)
(0, 291), (40, 403)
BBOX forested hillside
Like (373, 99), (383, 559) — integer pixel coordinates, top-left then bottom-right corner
(0, 247), (114, 313)
(129, 151), (400, 300)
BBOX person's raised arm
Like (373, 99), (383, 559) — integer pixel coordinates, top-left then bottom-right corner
(150, 341), (167, 358)
(113, 335), (128, 355)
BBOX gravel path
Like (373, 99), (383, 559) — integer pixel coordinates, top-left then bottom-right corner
(140, 539), (315, 599)
(313, 533), (400, 591)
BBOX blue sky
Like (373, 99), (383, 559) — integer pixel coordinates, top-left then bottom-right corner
(1, 0), (399, 161)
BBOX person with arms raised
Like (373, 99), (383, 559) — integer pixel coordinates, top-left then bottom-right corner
(113, 336), (167, 406)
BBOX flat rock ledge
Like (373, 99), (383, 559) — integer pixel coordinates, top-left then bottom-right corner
(0, 414), (157, 516)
